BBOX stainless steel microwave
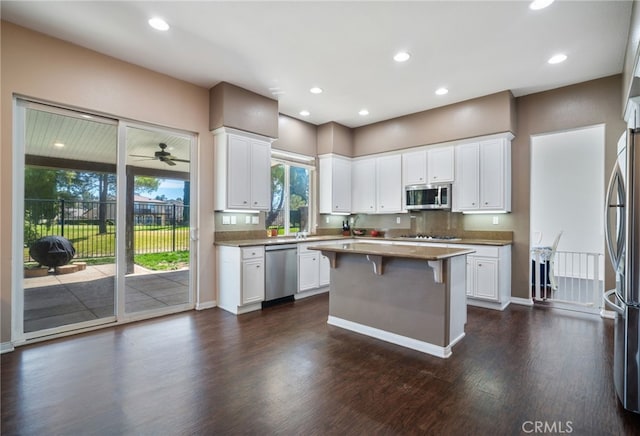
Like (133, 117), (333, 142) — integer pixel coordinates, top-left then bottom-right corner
(405, 184), (451, 210)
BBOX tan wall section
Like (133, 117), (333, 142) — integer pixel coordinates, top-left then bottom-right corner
(316, 122), (353, 156)
(511, 75), (625, 299)
(272, 114), (317, 156)
(209, 81), (278, 138)
(1, 22), (215, 344)
(353, 91), (515, 156)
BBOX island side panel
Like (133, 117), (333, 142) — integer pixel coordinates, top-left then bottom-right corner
(328, 253), (449, 347)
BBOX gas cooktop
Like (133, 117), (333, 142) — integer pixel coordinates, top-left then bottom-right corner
(399, 234), (462, 241)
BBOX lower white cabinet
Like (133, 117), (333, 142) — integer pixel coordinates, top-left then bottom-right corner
(217, 245), (265, 314)
(297, 242), (332, 296)
(460, 244), (511, 310)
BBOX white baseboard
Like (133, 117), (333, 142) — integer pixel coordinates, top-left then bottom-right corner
(1, 342), (15, 354)
(510, 297), (534, 307)
(467, 298), (510, 311)
(294, 287), (329, 300)
(196, 300), (216, 310)
(327, 315), (453, 358)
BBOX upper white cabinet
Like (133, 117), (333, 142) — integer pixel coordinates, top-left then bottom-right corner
(319, 154), (352, 214)
(453, 138), (511, 212)
(352, 158), (377, 213)
(402, 150), (427, 185)
(427, 146), (454, 183)
(213, 128), (272, 211)
(376, 155), (403, 212)
(352, 155), (402, 214)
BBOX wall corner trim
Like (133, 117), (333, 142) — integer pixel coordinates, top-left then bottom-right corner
(510, 297), (534, 306)
(196, 301), (217, 311)
(1, 342), (15, 354)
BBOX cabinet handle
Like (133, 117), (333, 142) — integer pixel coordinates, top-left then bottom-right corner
(380, 205), (384, 208)
(312, 258), (316, 261)
(256, 265), (260, 268)
(484, 202), (488, 205)
(254, 201), (258, 204)
(243, 200), (248, 204)
(478, 264), (482, 267)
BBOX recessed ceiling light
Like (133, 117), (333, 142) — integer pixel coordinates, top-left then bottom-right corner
(548, 53), (567, 64)
(435, 87), (449, 96)
(54, 142), (65, 148)
(393, 52), (411, 63)
(309, 87), (323, 94)
(300, 110), (310, 117)
(148, 17), (170, 31)
(529, 0), (554, 10)
(359, 109), (369, 116)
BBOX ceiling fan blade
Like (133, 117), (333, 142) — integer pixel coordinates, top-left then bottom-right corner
(169, 158), (190, 163)
(129, 154), (156, 159)
(163, 158), (177, 166)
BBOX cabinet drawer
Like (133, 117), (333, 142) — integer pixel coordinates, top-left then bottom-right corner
(457, 245), (499, 258)
(242, 246), (264, 260)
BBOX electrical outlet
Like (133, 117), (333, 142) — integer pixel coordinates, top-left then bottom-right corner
(251, 216), (259, 224)
(230, 216), (237, 225)
(492, 216), (499, 225)
(325, 216), (330, 224)
(245, 216), (251, 224)
(396, 217), (401, 224)
(222, 216), (230, 225)
(350, 217), (354, 224)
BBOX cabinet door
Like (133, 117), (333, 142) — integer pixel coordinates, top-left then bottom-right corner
(333, 158), (352, 213)
(227, 135), (251, 209)
(298, 253), (319, 291)
(427, 147), (454, 183)
(479, 140), (504, 210)
(376, 155), (402, 212)
(474, 257), (498, 301)
(352, 158), (377, 213)
(402, 150), (427, 185)
(250, 140), (271, 209)
(319, 253), (331, 286)
(454, 143), (480, 211)
(242, 259), (264, 305)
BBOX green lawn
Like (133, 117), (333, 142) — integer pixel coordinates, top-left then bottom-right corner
(24, 223), (189, 261)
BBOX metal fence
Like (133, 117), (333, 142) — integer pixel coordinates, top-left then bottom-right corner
(24, 199), (189, 261)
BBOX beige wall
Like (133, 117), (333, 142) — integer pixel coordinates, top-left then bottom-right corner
(317, 122), (354, 156)
(511, 74), (625, 299)
(209, 81), (279, 138)
(273, 114), (317, 156)
(1, 22), (215, 344)
(353, 91), (515, 156)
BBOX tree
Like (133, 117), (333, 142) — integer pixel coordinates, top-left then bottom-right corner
(265, 164), (284, 228)
(135, 176), (160, 194)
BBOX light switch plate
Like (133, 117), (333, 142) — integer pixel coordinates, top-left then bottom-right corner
(492, 216), (499, 225)
(325, 216), (330, 223)
(222, 216), (230, 225)
(230, 216), (237, 225)
(251, 216), (259, 224)
(245, 216), (251, 224)
(396, 217), (401, 224)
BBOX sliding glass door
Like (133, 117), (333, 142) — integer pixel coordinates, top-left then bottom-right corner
(14, 100), (196, 341)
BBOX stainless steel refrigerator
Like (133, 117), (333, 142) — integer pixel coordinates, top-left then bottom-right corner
(605, 127), (640, 414)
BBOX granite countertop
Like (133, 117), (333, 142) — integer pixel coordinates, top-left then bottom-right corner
(214, 235), (512, 247)
(307, 241), (475, 261)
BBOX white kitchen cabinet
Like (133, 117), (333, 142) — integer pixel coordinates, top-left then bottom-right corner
(351, 155), (402, 214)
(460, 244), (511, 310)
(427, 146), (454, 183)
(352, 158), (377, 213)
(402, 150), (427, 185)
(217, 245), (265, 314)
(453, 138), (511, 212)
(298, 252), (320, 291)
(297, 241), (333, 296)
(213, 127), (272, 211)
(376, 154), (403, 213)
(319, 154), (352, 214)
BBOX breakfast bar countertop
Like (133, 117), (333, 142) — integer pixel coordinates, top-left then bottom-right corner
(307, 241), (475, 261)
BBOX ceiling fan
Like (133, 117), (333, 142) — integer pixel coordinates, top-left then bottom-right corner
(130, 143), (189, 166)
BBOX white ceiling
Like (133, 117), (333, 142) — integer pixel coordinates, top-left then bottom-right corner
(1, 1), (633, 128)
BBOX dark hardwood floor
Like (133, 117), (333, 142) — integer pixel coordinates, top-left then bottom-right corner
(2, 294), (640, 435)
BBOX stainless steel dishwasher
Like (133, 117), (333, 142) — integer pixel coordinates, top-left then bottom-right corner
(264, 243), (298, 302)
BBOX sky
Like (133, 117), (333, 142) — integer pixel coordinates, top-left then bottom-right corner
(152, 179), (186, 201)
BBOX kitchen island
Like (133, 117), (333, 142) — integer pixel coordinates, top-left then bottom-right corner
(308, 242), (474, 358)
